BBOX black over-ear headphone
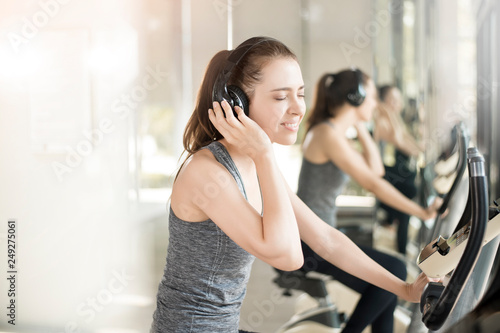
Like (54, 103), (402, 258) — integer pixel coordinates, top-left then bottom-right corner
(212, 37), (276, 116)
(346, 69), (366, 107)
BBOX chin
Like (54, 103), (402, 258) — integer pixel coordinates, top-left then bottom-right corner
(275, 135), (298, 146)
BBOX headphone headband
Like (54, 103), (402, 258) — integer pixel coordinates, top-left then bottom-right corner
(225, 37), (276, 66)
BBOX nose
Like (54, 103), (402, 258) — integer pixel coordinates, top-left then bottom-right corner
(289, 96), (306, 116)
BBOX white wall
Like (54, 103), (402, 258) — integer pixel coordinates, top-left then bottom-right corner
(0, 0), (161, 331)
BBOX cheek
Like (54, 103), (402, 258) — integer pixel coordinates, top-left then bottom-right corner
(250, 105), (282, 128)
(248, 110), (273, 140)
(362, 103), (375, 120)
(369, 99), (377, 113)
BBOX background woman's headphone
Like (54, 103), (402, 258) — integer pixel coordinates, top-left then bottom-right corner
(346, 69), (366, 107)
(212, 36), (277, 116)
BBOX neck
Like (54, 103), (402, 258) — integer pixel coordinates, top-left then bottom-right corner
(218, 138), (255, 166)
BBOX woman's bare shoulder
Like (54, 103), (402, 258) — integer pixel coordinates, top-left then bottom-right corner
(171, 147), (231, 221)
(176, 148), (223, 182)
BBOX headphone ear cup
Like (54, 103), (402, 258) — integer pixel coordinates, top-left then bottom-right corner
(227, 85), (249, 116)
(346, 90), (365, 106)
(346, 69), (366, 107)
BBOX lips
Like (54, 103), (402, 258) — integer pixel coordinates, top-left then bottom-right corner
(282, 122), (299, 131)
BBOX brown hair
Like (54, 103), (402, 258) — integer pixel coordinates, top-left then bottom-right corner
(378, 84), (395, 102)
(305, 69), (370, 134)
(178, 37), (297, 171)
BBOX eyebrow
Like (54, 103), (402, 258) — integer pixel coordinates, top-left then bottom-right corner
(270, 85), (305, 92)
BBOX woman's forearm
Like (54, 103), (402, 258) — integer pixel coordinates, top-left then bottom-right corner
(313, 227), (411, 300)
(253, 152), (303, 266)
(370, 177), (428, 219)
(356, 124), (384, 175)
(291, 189), (418, 302)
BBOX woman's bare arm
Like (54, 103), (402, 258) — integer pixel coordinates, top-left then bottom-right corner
(281, 177), (433, 302)
(319, 127), (437, 220)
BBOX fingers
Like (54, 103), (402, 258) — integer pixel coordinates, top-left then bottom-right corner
(221, 100), (236, 120)
(233, 104), (244, 118)
(428, 277), (442, 283)
(212, 101), (241, 122)
(208, 102), (231, 137)
(432, 197), (443, 208)
(211, 100), (226, 118)
(426, 197), (445, 219)
(209, 101), (245, 140)
(425, 207), (438, 220)
(234, 105), (254, 126)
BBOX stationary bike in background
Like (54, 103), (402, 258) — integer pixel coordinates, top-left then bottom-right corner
(391, 122), (471, 330)
(443, 201), (500, 333)
(409, 122), (470, 262)
(409, 147), (500, 332)
(274, 146), (499, 333)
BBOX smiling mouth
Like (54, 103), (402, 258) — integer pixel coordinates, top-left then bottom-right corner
(282, 122), (299, 130)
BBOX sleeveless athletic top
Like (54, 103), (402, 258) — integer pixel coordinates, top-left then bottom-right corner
(151, 141), (256, 333)
(296, 122), (350, 227)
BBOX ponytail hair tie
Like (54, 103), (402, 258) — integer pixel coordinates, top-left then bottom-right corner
(325, 73), (336, 89)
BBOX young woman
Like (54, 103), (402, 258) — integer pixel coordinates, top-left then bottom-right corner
(297, 69), (441, 333)
(374, 85), (425, 255)
(150, 38), (437, 333)
(375, 85), (424, 158)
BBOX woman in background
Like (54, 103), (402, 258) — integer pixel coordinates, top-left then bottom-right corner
(374, 85), (424, 255)
(297, 69), (440, 333)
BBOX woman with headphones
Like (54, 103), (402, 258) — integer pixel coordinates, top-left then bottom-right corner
(296, 69), (441, 333)
(150, 38), (438, 332)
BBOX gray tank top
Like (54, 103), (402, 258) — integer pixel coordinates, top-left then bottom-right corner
(296, 123), (350, 227)
(151, 141), (255, 333)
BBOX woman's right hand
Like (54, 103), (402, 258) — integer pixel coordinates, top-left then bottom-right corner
(404, 272), (442, 303)
(208, 100), (273, 160)
(421, 196), (444, 220)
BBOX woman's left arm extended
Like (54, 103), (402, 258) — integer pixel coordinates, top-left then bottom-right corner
(282, 175), (431, 302)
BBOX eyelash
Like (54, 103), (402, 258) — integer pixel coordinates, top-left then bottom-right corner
(275, 94), (305, 101)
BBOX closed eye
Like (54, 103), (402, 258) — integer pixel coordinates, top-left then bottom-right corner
(298, 88), (305, 98)
(271, 86), (305, 100)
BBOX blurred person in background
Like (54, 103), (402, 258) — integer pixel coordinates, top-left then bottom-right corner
(374, 85), (424, 255)
(296, 69), (440, 333)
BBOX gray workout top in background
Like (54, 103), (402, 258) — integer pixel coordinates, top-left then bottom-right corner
(296, 152), (350, 227)
(151, 141), (255, 333)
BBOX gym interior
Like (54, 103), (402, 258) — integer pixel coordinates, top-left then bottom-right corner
(1, 0), (499, 332)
